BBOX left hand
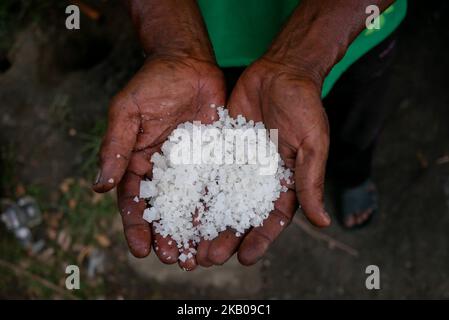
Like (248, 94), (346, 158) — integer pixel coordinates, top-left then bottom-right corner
(93, 54), (225, 271)
(196, 57), (331, 267)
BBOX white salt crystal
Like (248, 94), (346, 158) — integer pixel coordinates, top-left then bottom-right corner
(140, 180), (158, 198)
(140, 106), (292, 258)
(143, 207), (158, 223)
(108, 178), (114, 184)
(280, 220), (285, 226)
(133, 196), (139, 203)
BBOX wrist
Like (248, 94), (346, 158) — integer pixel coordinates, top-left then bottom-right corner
(264, 0), (395, 88)
(264, 18), (347, 89)
(144, 43), (216, 65)
(263, 45), (332, 91)
(127, 0), (216, 64)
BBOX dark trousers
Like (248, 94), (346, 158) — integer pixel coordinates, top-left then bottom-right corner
(324, 32), (398, 188)
(223, 32), (397, 188)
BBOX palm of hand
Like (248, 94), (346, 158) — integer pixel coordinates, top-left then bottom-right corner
(94, 56), (225, 270)
(196, 59), (330, 267)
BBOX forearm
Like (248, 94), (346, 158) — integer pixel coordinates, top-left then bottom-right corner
(265, 0), (395, 86)
(125, 0), (214, 62)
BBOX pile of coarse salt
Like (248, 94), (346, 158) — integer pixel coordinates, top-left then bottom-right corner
(139, 105), (292, 262)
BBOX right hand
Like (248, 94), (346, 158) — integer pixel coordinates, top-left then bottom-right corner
(196, 57), (331, 267)
(92, 54), (225, 271)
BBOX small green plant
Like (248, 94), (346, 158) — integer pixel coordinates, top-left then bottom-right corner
(59, 178), (116, 245)
(79, 119), (107, 175)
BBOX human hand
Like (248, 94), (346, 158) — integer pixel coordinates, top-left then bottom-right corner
(196, 57), (331, 267)
(93, 54), (225, 270)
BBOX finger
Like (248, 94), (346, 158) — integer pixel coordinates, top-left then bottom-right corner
(177, 208), (208, 269)
(295, 110), (331, 227)
(152, 231), (179, 264)
(187, 206), (213, 267)
(195, 82), (226, 125)
(94, 93), (140, 193)
(175, 208), (201, 271)
(117, 170), (151, 258)
(196, 239), (213, 267)
(199, 70), (226, 108)
(127, 149), (152, 177)
(207, 229), (243, 265)
(135, 123), (173, 151)
(195, 104), (220, 124)
(227, 74), (262, 121)
(238, 188), (297, 266)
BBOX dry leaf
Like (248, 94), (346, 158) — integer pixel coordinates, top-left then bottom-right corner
(77, 245), (93, 265)
(78, 178), (88, 187)
(47, 228), (57, 241)
(91, 192), (104, 204)
(59, 178), (75, 194)
(46, 212), (63, 229)
(68, 128), (77, 136)
(68, 199), (77, 209)
(95, 234), (111, 247)
(15, 184), (26, 197)
(57, 230), (72, 251)
(38, 247), (55, 261)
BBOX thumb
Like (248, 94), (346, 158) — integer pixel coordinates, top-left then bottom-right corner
(196, 81), (227, 124)
(93, 93), (140, 193)
(227, 77), (262, 121)
(295, 115), (331, 227)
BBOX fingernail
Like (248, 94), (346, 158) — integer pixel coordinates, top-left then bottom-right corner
(322, 211), (331, 224)
(93, 169), (102, 185)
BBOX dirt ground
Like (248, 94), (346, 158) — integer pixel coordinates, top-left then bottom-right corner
(0, 1), (448, 299)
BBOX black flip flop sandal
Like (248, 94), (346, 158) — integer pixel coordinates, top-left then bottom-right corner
(337, 179), (379, 230)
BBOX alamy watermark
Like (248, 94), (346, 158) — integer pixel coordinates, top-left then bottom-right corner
(65, 264), (80, 290)
(366, 5), (381, 30)
(365, 265), (380, 290)
(167, 125), (279, 176)
(65, 5), (80, 30)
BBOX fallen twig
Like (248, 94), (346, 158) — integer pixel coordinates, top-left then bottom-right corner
(71, 0), (101, 21)
(0, 258), (79, 300)
(436, 154), (449, 165)
(292, 215), (359, 257)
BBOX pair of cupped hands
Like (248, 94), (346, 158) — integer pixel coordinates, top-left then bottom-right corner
(92, 52), (331, 271)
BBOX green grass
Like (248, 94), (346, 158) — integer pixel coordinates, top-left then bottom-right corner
(79, 119), (107, 175)
(60, 178), (117, 245)
(0, 117), (117, 299)
(0, 179), (116, 299)
(0, 1), (126, 299)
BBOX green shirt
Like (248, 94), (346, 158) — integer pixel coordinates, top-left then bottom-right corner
(198, 0), (407, 97)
